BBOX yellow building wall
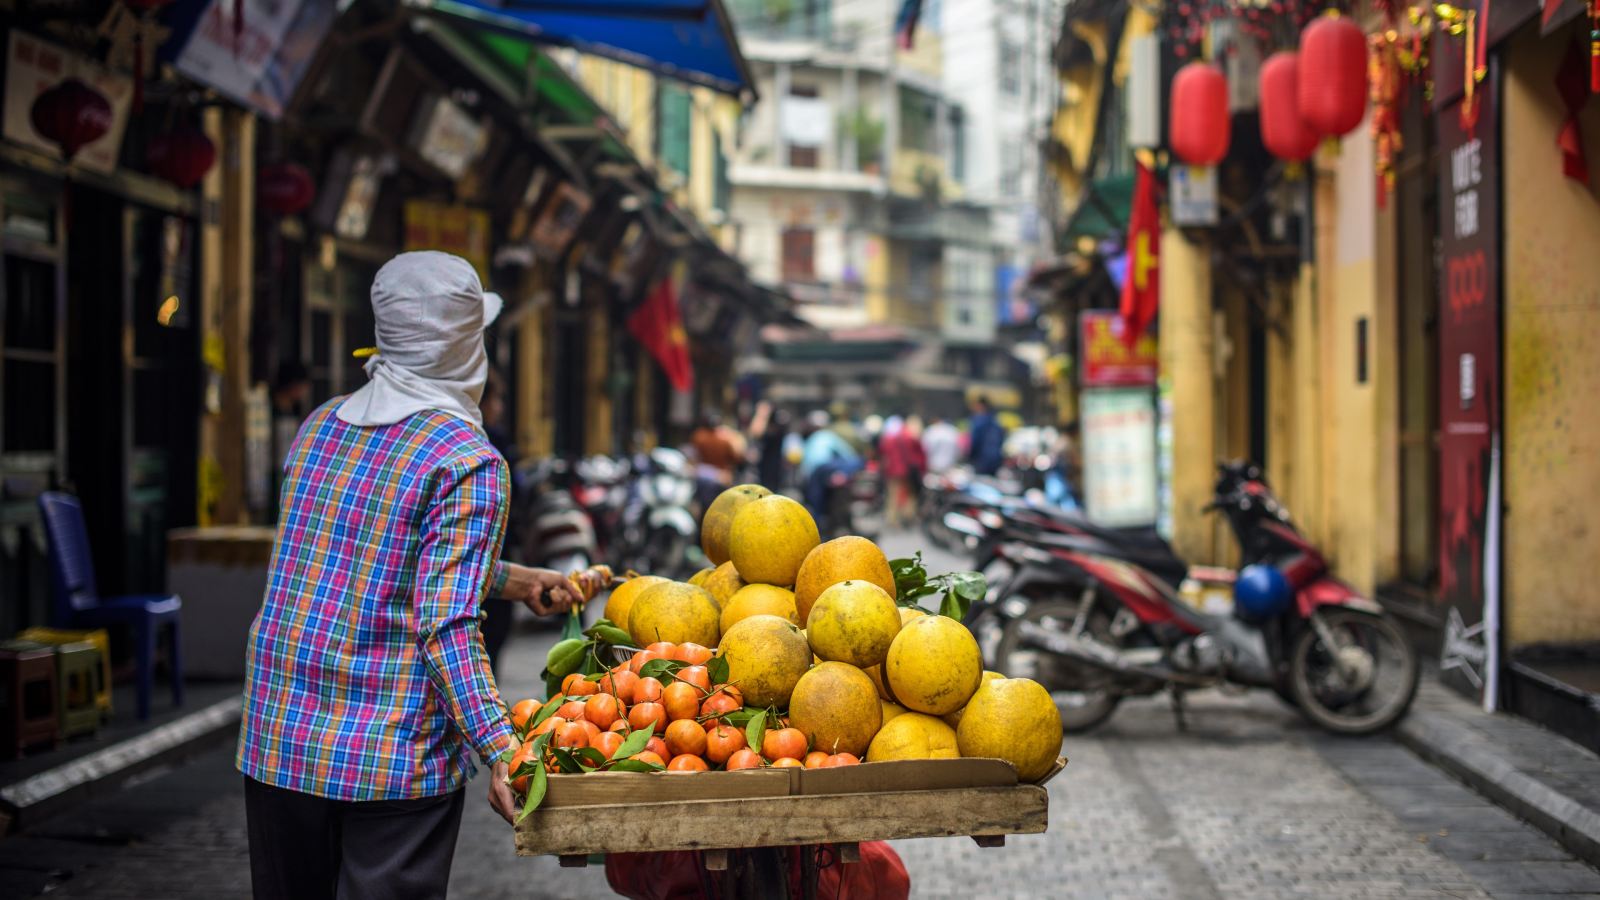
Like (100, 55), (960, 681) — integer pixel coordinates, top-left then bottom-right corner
(1502, 25), (1600, 647)
(1160, 226), (1221, 565)
(577, 58), (657, 166)
(864, 235), (890, 323)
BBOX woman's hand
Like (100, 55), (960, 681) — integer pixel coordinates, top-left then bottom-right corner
(498, 564), (579, 616)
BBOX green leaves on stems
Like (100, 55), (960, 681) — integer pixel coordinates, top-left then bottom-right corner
(549, 746), (585, 774)
(890, 556), (986, 622)
(745, 708), (767, 756)
(610, 726), (654, 761)
(560, 608), (585, 643)
(607, 758), (665, 773)
(637, 658), (689, 682)
(706, 656), (730, 686)
(515, 733), (552, 823)
(529, 694), (564, 731)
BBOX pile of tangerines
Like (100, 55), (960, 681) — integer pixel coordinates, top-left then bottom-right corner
(507, 639), (859, 792)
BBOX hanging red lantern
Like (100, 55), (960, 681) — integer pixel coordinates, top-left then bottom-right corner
(257, 162), (316, 216)
(1298, 13), (1369, 138)
(147, 126), (216, 189)
(1169, 62), (1230, 166)
(30, 79), (113, 161)
(1259, 52), (1319, 162)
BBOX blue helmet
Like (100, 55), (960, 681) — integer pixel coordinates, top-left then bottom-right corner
(1234, 564), (1292, 620)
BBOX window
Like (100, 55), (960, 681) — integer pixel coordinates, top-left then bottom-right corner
(898, 87), (936, 151)
(999, 39), (1022, 96)
(781, 228), (815, 281)
(657, 83), (692, 177)
(950, 108), (966, 183)
(788, 145), (819, 168)
(1000, 138), (1022, 196)
(713, 128), (731, 213)
(783, 83), (823, 169)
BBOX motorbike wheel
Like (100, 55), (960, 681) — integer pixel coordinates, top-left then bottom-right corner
(993, 600), (1122, 733)
(1288, 608), (1419, 735)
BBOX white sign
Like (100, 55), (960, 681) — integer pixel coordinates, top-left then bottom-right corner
(3, 32), (134, 175)
(1081, 387), (1159, 528)
(172, 0), (332, 119)
(412, 95), (487, 180)
(1169, 164), (1218, 227)
(781, 95), (833, 148)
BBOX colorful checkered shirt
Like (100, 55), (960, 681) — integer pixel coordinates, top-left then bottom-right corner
(237, 399), (517, 801)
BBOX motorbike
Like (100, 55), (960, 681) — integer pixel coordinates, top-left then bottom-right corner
(965, 461), (1419, 736)
(822, 462), (884, 540)
(510, 458), (599, 619)
(573, 454), (631, 562)
(618, 447), (704, 579)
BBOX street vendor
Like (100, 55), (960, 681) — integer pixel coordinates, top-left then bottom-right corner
(237, 251), (574, 899)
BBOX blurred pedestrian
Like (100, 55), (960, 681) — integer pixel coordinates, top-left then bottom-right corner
(968, 396), (1006, 476)
(752, 403), (792, 490)
(478, 371), (516, 671)
(879, 417), (925, 528)
(799, 411), (861, 526)
(922, 414), (960, 475)
(690, 412), (743, 507)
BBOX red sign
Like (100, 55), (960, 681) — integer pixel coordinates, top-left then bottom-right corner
(1080, 311), (1158, 387)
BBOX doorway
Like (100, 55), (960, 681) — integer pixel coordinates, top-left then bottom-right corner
(1394, 84), (1440, 590)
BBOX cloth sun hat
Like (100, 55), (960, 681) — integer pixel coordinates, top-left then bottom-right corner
(336, 251), (503, 429)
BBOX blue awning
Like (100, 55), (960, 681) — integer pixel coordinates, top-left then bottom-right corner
(414, 0), (756, 100)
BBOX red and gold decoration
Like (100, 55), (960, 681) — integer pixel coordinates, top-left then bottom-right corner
(258, 163), (316, 216)
(1118, 161), (1162, 347)
(1299, 12), (1369, 138)
(627, 278), (694, 393)
(1169, 61), (1231, 166)
(1260, 51), (1319, 162)
(30, 79), (114, 162)
(147, 125), (216, 189)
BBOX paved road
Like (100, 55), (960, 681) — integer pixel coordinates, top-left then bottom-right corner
(4, 532), (1598, 899)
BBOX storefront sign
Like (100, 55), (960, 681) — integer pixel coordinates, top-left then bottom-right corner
(1436, 59), (1502, 706)
(3, 32), (134, 174)
(528, 181), (591, 260)
(169, 0), (333, 120)
(1079, 310), (1158, 387)
(411, 95), (487, 181)
(1081, 387), (1159, 528)
(1169, 164), (1218, 226)
(404, 200), (490, 283)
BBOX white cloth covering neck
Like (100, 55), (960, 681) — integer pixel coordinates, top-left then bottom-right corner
(336, 251), (490, 429)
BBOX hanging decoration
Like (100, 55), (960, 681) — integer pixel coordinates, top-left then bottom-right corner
(1555, 38), (1592, 185)
(122, 0), (174, 114)
(30, 79), (114, 161)
(1299, 12), (1369, 138)
(147, 125), (216, 189)
(1369, 36), (1403, 207)
(1169, 61), (1231, 166)
(258, 162), (316, 216)
(1260, 51), (1320, 162)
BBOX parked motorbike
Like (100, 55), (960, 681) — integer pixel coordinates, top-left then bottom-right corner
(510, 458), (598, 619)
(573, 454), (631, 562)
(821, 462), (884, 540)
(619, 447), (704, 579)
(965, 462), (1419, 735)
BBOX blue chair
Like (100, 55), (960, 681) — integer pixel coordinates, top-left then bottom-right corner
(37, 492), (183, 721)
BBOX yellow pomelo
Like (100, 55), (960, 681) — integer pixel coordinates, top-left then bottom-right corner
(701, 484), (772, 566)
(702, 561), (746, 610)
(956, 677), (1063, 782)
(721, 584), (798, 633)
(788, 662), (882, 756)
(793, 536), (897, 623)
(899, 607), (928, 624)
(863, 607), (928, 701)
(806, 581), (901, 668)
(729, 496), (819, 587)
(943, 671), (1006, 727)
(687, 567), (716, 587)
(716, 614), (813, 708)
(885, 615), (983, 716)
(603, 576), (668, 634)
(880, 699), (909, 724)
(627, 581), (720, 648)
(866, 712), (959, 761)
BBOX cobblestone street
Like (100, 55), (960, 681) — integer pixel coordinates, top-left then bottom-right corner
(2, 538), (1597, 899)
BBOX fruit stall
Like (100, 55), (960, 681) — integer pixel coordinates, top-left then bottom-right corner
(507, 486), (1065, 898)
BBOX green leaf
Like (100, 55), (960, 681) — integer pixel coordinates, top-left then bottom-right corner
(550, 746), (584, 774)
(543, 674), (564, 700)
(938, 590), (965, 621)
(612, 726), (654, 760)
(606, 758), (664, 773)
(589, 625), (634, 646)
(530, 695), (565, 730)
(517, 763), (549, 823)
(638, 658), (689, 682)
(706, 656), (730, 686)
(745, 708), (767, 757)
(946, 571), (988, 601)
(890, 553), (927, 603)
(560, 608), (585, 641)
(721, 708), (761, 726)
(573, 747), (607, 768)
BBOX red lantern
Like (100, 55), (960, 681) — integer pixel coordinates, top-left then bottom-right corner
(30, 79), (113, 161)
(147, 126), (216, 189)
(1259, 52), (1319, 162)
(1169, 62), (1230, 166)
(1298, 13), (1369, 138)
(258, 163), (316, 216)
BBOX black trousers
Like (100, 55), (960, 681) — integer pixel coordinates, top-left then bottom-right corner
(244, 777), (466, 900)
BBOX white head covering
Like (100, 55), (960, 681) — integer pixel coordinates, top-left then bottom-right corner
(336, 251), (499, 429)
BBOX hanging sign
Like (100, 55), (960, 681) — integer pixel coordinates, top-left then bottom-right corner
(168, 0), (334, 119)
(1080, 310), (1158, 387)
(1169, 163), (1218, 226)
(1080, 387), (1159, 528)
(404, 200), (491, 284)
(3, 32), (134, 174)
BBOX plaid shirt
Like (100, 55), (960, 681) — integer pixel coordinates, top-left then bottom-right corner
(238, 400), (517, 801)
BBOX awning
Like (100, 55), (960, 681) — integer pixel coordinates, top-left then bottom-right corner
(410, 0), (756, 99)
(1062, 173), (1134, 242)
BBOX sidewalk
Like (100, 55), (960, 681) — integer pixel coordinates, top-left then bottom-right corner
(1397, 678), (1600, 869)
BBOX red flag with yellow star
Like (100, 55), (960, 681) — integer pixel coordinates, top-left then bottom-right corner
(1118, 161), (1161, 347)
(628, 278), (694, 392)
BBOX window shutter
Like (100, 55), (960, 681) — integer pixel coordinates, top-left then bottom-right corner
(658, 84), (692, 177)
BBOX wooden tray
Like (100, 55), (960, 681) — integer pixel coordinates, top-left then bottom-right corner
(514, 757), (1062, 858)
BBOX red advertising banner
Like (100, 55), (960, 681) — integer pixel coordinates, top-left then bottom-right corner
(1436, 60), (1501, 701)
(1079, 311), (1158, 388)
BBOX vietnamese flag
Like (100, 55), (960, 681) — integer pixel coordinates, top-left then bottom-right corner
(1118, 161), (1161, 347)
(628, 278), (694, 392)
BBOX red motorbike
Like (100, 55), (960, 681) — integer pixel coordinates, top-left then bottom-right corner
(966, 462), (1419, 735)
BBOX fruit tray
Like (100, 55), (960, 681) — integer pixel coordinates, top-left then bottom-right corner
(513, 757), (1062, 861)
